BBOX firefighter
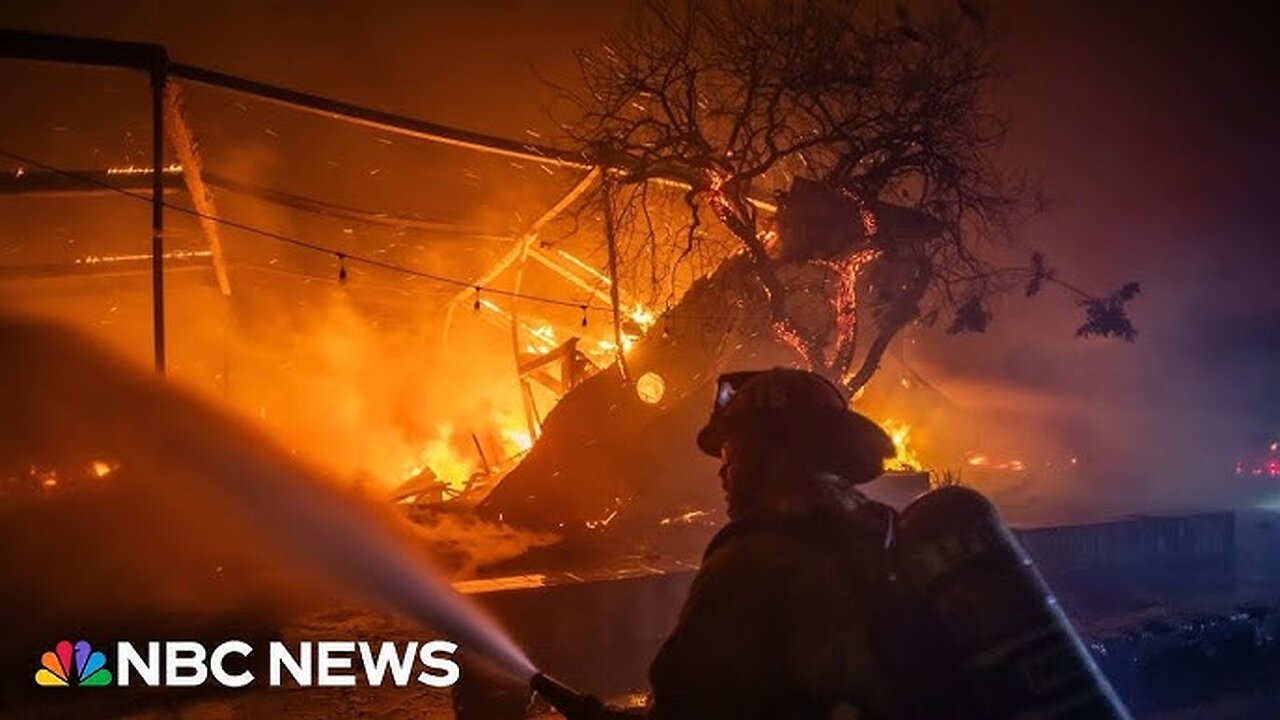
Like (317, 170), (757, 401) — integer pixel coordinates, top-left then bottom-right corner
(643, 367), (903, 719)
(536, 367), (1131, 719)
(533, 367), (903, 720)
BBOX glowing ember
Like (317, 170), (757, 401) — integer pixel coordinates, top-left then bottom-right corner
(90, 460), (115, 478)
(1236, 439), (1280, 477)
(967, 453), (1026, 472)
(659, 509), (712, 526)
(585, 509), (619, 530)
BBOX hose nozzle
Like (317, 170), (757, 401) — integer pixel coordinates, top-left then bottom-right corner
(531, 672), (607, 719)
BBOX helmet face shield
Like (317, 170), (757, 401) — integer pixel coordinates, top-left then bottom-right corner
(713, 371), (767, 414)
(698, 371), (766, 456)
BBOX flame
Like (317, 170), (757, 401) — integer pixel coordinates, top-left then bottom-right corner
(405, 413), (536, 495)
(502, 426), (534, 453)
(880, 418), (921, 471)
(405, 424), (476, 493)
(628, 304), (657, 330)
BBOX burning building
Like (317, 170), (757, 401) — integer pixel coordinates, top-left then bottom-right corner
(2, 0), (1278, 715)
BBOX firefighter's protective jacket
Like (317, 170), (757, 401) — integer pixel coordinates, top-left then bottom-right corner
(647, 476), (902, 720)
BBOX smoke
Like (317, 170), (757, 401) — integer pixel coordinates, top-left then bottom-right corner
(854, 286), (1265, 525)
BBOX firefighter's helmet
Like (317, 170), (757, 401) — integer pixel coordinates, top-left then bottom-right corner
(696, 368), (895, 483)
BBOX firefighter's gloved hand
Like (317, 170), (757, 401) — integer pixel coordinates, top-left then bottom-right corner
(531, 673), (644, 719)
(549, 692), (641, 719)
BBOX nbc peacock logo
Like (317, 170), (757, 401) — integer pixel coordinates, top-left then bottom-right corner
(35, 639), (113, 687)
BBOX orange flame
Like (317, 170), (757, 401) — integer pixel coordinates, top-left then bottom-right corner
(880, 418), (922, 471)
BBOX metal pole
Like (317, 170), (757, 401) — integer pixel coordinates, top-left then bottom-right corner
(151, 54), (167, 376)
(169, 63), (589, 169)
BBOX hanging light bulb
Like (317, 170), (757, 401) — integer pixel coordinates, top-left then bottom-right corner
(580, 304), (589, 327)
(473, 286), (482, 311)
(336, 252), (348, 283)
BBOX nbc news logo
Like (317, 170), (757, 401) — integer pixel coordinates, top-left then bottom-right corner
(35, 640), (112, 687)
(35, 638), (459, 688)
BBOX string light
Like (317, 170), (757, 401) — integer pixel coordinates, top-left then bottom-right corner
(0, 147), (814, 325)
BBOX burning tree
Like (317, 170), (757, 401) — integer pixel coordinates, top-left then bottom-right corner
(478, 0), (1138, 530)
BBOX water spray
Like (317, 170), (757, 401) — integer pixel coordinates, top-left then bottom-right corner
(1, 315), (548, 682)
(2, 315), (622, 717)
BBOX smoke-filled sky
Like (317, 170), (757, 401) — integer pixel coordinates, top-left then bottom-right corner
(1, 0), (1277, 511)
